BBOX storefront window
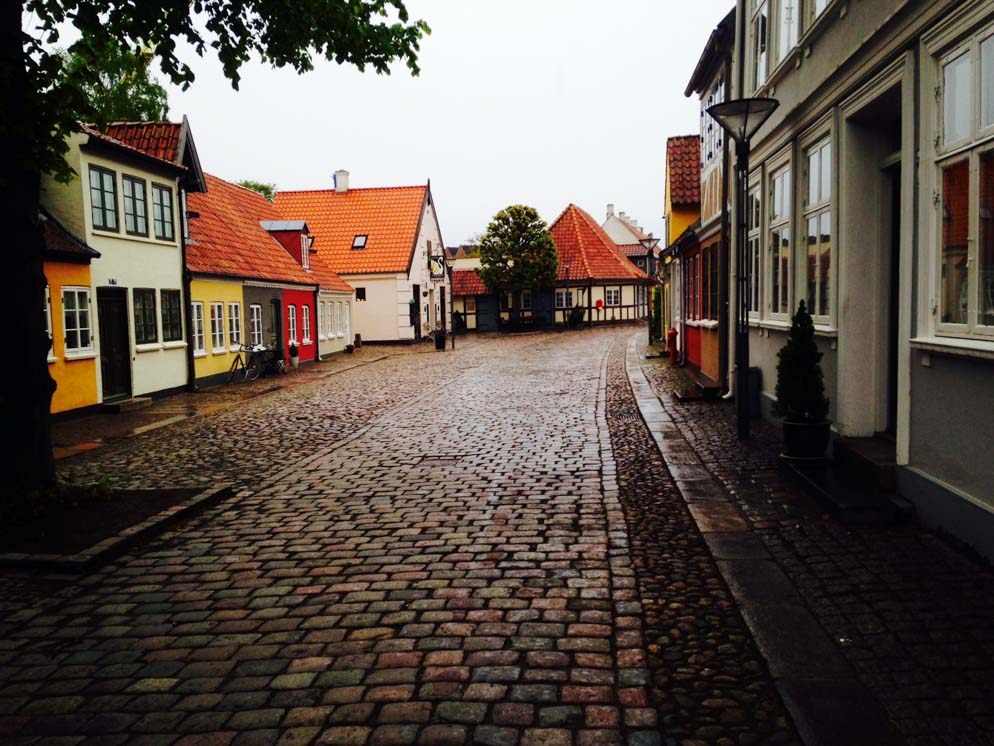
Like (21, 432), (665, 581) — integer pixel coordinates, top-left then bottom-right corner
(769, 166), (791, 316)
(980, 152), (994, 327)
(982, 36), (994, 130)
(944, 50), (971, 145)
(941, 159), (970, 325)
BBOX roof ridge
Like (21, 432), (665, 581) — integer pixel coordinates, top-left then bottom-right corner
(568, 205), (591, 281)
(277, 185), (426, 196)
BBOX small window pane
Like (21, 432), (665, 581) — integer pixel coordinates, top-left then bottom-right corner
(982, 36), (994, 130)
(778, 0), (798, 62)
(819, 211), (831, 318)
(980, 153), (994, 327)
(821, 142), (832, 201)
(941, 159), (970, 324)
(944, 51), (972, 145)
(808, 149), (820, 204)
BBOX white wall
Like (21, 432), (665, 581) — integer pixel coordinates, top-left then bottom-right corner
(317, 291), (353, 357)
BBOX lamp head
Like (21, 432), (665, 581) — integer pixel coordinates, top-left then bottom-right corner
(706, 97), (780, 145)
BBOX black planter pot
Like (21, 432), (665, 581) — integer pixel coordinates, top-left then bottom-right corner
(781, 419), (832, 460)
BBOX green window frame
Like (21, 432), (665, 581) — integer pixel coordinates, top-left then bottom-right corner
(122, 175), (148, 236)
(133, 288), (158, 345)
(161, 289), (183, 342)
(152, 183), (175, 241)
(89, 166), (118, 232)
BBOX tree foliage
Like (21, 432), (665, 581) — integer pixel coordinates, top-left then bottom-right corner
(13, 0), (431, 183)
(238, 180), (277, 202)
(773, 300), (830, 422)
(477, 205), (558, 294)
(60, 35), (169, 122)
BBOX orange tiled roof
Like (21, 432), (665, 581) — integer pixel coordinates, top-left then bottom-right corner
(187, 175), (317, 287)
(667, 135), (701, 207)
(451, 269), (488, 296)
(101, 122), (182, 164)
(274, 186), (427, 275)
(617, 242), (655, 259)
(550, 205), (647, 283)
(310, 254), (354, 294)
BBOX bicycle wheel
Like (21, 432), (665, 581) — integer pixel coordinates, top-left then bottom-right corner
(245, 355), (262, 380)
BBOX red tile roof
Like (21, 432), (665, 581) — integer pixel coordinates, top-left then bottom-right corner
(101, 122), (182, 163)
(41, 208), (100, 262)
(309, 255), (354, 294)
(617, 242), (655, 259)
(451, 269), (488, 296)
(274, 186), (428, 275)
(667, 136), (701, 207)
(187, 174), (318, 287)
(549, 205), (647, 283)
(81, 123), (185, 172)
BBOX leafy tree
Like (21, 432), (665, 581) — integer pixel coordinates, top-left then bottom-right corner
(477, 205), (558, 321)
(238, 180), (277, 202)
(3, 1), (430, 500)
(61, 36), (169, 121)
(773, 300), (830, 422)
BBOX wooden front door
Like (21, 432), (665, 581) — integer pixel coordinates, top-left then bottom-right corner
(97, 288), (131, 400)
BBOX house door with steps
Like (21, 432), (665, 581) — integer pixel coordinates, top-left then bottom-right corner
(97, 287), (131, 401)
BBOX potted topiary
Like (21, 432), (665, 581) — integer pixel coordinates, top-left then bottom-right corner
(289, 342), (300, 369)
(773, 300), (831, 459)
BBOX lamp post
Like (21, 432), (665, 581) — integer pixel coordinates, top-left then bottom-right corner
(706, 97), (779, 440)
(640, 234), (660, 344)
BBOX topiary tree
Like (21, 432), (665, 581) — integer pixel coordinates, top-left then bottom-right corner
(773, 300), (829, 422)
(478, 205), (558, 322)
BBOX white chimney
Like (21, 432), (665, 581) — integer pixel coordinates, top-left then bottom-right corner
(607, 203), (615, 219)
(619, 211), (628, 224)
(334, 169), (350, 193)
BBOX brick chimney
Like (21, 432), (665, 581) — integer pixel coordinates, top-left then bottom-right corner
(334, 169), (350, 193)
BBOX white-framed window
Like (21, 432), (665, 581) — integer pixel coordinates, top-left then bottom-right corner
(288, 304), (297, 343)
(249, 304), (263, 346)
(210, 302), (225, 353)
(191, 301), (206, 356)
(777, 0), (799, 66)
(747, 180), (763, 318)
(302, 304), (311, 343)
(803, 138), (832, 322)
(701, 75), (726, 169)
(45, 285), (54, 358)
(151, 184), (175, 241)
(337, 303), (344, 336)
(344, 303), (351, 343)
(300, 234), (310, 269)
(932, 24), (994, 339)
(318, 301), (325, 339)
(521, 289), (533, 311)
(555, 289), (574, 309)
(605, 288), (621, 307)
(228, 302), (242, 348)
(768, 161), (793, 319)
(62, 287), (92, 354)
(751, 0), (769, 90)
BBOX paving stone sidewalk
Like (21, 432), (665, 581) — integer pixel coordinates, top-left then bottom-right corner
(637, 339), (994, 746)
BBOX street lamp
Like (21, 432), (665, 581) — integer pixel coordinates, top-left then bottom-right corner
(639, 233), (660, 343)
(706, 97), (779, 440)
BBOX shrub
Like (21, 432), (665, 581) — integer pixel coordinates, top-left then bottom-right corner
(773, 300), (829, 422)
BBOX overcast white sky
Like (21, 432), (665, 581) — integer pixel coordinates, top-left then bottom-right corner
(164, 1), (732, 245)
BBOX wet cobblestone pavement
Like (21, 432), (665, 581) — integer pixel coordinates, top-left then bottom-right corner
(3, 329), (991, 745)
(640, 347), (994, 746)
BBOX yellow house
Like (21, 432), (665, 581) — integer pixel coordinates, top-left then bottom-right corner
(42, 209), (101, 416)
(662, 135), (702, 349)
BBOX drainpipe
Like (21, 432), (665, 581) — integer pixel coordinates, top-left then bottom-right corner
(180, 187), (197, 392)
(719, 51), (733, 395)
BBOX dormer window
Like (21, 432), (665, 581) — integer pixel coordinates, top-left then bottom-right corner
(300, 234), (310, 269)
(352, 235), (368, 250)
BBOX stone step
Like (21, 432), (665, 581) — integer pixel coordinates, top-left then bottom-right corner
(101, 397), (153, 414)
(783, 460), (909, 526)
(834, 435), (897, 493)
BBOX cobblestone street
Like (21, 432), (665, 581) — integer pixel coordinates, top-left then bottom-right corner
(1, 329), (991, 745)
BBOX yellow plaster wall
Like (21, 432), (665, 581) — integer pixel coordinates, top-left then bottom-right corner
(668, 206), (699, 245)
(190, 278), (244, 380)
(47, 261), (98, 413)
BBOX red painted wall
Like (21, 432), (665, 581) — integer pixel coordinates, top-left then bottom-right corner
(283, 288), (317, 363)
(686, 325), (702, 369)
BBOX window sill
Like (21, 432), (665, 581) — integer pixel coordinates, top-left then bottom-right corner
(228, 345), (242, 353)
(338, 333), (345, 338)
(318, 335), (327, 342)
(193, 351), (207, 359)
(910, 336), (994, 362)
(302, 339), (312, 345)
(211, 348), (228, 356)
(163, 340), (186, 350)
(752, 319), (790, 332)
(47, 356), (58, 364)
(64, 351), (97, 361)
(135, 342), (163, 353)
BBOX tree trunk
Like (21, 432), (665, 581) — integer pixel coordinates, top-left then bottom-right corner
(1, 1), (57, 501)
